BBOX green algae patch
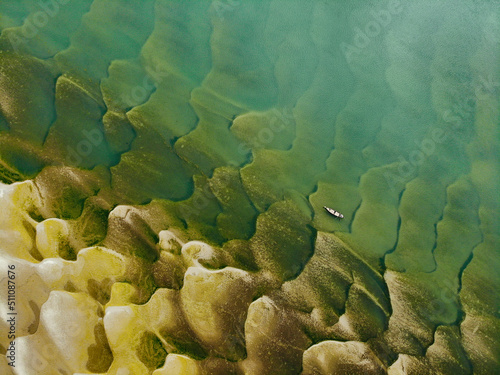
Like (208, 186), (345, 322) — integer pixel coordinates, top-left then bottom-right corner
(161, 333), (208, 361)
(136, 331), (167, 370)
(104, 206), (161, 263)
(87, 322), (114, 373)
(152, 250), (185, 290)
(34, 166), (105, 219)
(0, 147), (41, 183)
(43, 74), (119, 169)
(209, 166), (258, 240)
(0, 136), (45, 182)
(87, 278), (114, 305)
(0, 52), (56, 144)
(250, 199), (314, 281)
(426, 325), (473, 375)
(72, 196), (109, 247)
(280, 231), (389, 340)
(102, 111), (136, 154)
(231, 109), (296, 151)
(175, 174), (225, 245)
(223, 239), (260, 272)
(110, 121), (194, 204)
(101, 59), (154, 111)
(174, 102), (248, 175)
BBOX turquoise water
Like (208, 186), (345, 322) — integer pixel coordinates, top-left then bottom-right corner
(0, 1), (498, 374)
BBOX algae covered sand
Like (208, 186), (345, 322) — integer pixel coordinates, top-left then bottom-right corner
(0, 0), (499, 374)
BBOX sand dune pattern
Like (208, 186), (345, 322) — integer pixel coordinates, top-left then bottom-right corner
(0, 0), (498, 374)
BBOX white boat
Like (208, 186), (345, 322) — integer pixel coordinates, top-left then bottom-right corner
(323, 206), (344, 219)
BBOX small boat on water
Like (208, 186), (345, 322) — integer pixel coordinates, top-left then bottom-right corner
(324, 206), (344, 219)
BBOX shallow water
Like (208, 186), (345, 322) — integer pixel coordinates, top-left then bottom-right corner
(0, 0), (498, 374)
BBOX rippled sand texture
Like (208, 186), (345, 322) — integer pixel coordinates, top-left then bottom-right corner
(0, 0), (499, 374)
